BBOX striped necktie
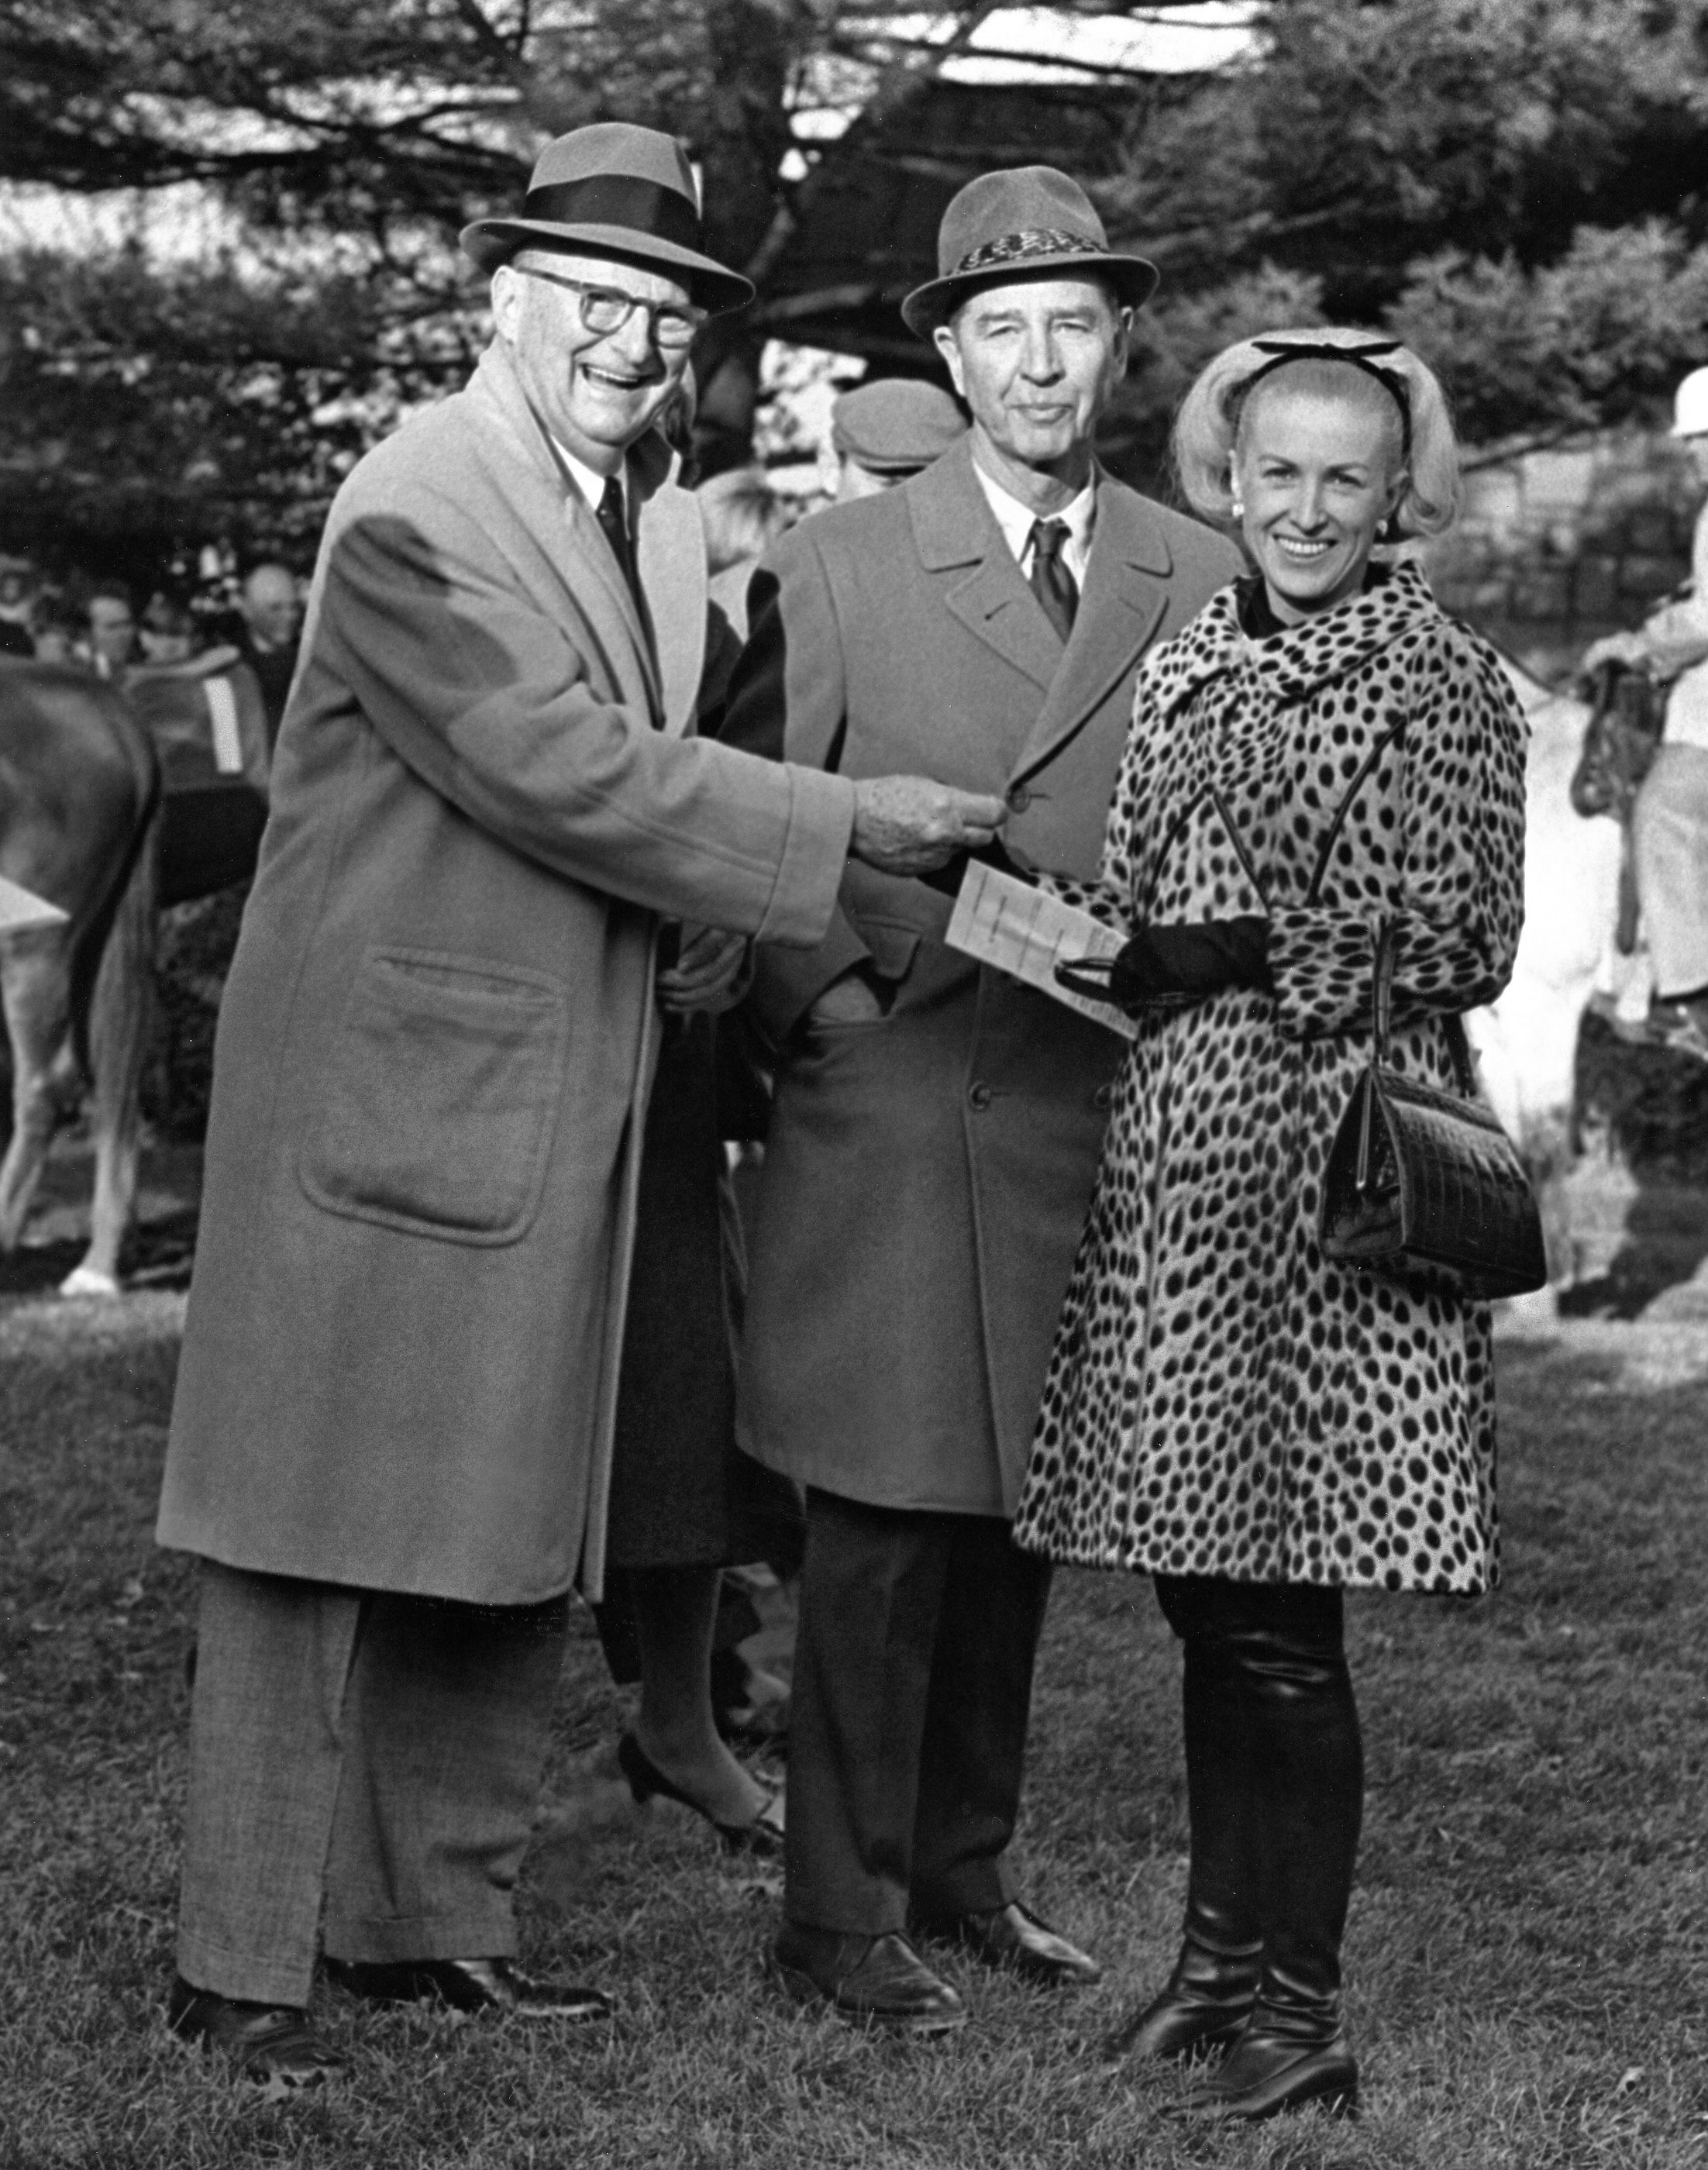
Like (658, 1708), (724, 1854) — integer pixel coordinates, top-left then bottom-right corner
(1028, 518), (1078, 642)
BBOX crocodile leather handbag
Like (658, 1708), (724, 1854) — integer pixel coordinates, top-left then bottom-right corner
(1318, 923), (1547, 1300)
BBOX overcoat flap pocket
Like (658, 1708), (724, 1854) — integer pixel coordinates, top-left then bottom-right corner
(299, 946), (567, 1245)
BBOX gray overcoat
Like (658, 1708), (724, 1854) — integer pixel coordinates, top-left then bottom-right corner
(721, 439), (1240, 1515)
(156, 339), (855, 1605)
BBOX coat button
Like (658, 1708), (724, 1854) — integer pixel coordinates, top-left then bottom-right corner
(1093, 1083), (1113, 1111)
(968, 1082), (992, 1111)
(1006, 784), (1032, 813)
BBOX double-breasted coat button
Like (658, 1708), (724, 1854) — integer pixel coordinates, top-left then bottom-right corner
(1006, 784), (1032, 813)
(1093, 1083), (1114, 1111)
(968, 1082), (993, 1111)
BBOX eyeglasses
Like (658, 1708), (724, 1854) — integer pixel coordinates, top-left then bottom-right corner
(513, 266), (707, 351)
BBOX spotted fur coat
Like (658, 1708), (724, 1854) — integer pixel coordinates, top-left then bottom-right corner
(1011, 560), (1527, 1593)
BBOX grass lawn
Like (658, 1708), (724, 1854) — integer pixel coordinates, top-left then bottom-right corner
(1, 1297), (1704, 2168)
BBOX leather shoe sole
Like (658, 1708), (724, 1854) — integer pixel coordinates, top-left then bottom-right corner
(772, 1927), (966, 2034)
(167, 1976), (345, 2096)
(325, 1955), (611, 2023)
(916, 1902), (1101, 1988)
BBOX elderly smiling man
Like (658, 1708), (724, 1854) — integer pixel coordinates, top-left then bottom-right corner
(155, 122), (1003, 2093)
(721, 166), (1241, 2030)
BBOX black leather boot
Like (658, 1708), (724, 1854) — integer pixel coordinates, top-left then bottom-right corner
(1109, 1608), (1261, 2065)
(1177, 1587), (1362, 2121)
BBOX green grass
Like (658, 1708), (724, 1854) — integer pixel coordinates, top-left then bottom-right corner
(2, 1300), (1705, 2168)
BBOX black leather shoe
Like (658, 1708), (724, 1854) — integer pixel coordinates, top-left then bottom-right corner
(773, 1924), (966, 2034)
(1176, 2011), (1358, 2121)
(324, 1955), (611, 2022)
(1106, 1932), (1262, 2063)
(167, 1975), (346, 2096)
(917, 1901), (1101, 1987)
(618, 1730), (786, 1859)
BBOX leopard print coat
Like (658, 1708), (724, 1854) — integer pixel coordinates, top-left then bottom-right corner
(1012, 560), (1527, 1594)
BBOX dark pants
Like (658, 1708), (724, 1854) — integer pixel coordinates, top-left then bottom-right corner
(783, 1486), (1052, 1937)
(1154, 1575), (1362, 2003)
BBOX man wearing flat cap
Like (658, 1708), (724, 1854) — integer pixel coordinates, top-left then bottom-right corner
(830, 378), (968, 501)
(723, 165), (1241, 2030)
(155, 120), (1004, 2091)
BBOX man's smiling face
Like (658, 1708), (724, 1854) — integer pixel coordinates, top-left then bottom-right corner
(491, 248), (693, 476)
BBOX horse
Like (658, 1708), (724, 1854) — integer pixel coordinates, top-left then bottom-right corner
(0, 653), (270, 1295)
(0, 662), (160, 1296)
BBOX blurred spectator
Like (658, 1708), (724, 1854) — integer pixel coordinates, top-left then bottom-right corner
(830, 379), (967, 502)
(697, 467), (794, 641)
(85, 580), (138, 678)
(234, 562), (301, 746)
(28, 590), (83, 665)
(139, 591), (202, 668)
(0, 553), (38, 657)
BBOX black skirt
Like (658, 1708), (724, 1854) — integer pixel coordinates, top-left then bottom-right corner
(603, 1017), (801, 1572)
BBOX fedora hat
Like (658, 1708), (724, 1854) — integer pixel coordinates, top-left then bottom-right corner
(461, 122), (755, 315)
(902, 166), (1158, 337)
(831, 380), (968, 474)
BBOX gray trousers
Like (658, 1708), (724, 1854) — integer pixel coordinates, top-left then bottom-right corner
(177, 1560), (566, 2007)
(783, 1487), (1052, 1938)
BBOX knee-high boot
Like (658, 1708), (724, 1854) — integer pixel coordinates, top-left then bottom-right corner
(1111, 1620), (1262, 2062)
(1183, 1596), (1362, 2120)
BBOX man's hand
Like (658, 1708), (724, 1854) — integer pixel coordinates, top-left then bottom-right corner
(851, 777), (1007, 877)
(808, 967), (887, 1028)
(658, 925), (749, 1016)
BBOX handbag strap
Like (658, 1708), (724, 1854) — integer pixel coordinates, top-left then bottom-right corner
(1371, 917), (1478, 1098)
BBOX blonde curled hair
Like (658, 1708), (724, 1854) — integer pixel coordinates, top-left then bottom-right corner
(1172, 327), (1462, 539)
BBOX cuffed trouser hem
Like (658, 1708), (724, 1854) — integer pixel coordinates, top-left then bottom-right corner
(175, 1929), (319, 2011)
(322, 1910), (519, 1966)
(908, 1858), (1016, 1923)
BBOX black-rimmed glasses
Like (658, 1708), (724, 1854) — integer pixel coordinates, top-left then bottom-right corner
(513, 266), (707, 351)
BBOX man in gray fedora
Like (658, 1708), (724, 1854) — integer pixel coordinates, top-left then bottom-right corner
(722, 164), (1241, 2030)
(156, 119), (1004, 2092)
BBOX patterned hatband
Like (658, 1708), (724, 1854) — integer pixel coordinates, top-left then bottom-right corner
(953, 227), (1111, 274)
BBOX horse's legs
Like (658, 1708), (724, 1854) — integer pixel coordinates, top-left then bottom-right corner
(0, 934), (73, 1252)
(63, 825), (157, 1298)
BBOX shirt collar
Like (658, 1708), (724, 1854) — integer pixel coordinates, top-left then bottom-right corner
(971, 454), (1095, 564)
(553, 436), (625, 521)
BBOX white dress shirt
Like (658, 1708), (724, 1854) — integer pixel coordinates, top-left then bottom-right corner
(553, 437), (628, 530)
(971, 456), (1096, 586)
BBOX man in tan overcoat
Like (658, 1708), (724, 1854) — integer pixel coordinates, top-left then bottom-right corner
(154, 122), (1004, 2092)
(721, 167), (1241, 2030)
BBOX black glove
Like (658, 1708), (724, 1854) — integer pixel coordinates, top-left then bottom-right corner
(1055, 918), (1271, 1014)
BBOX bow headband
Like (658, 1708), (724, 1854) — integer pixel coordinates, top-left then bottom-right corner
(1241, 338), (1413, 460)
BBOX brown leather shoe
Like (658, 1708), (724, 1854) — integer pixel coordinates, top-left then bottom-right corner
(917, 1901), (1101, 1987)
(324, 1955), (611, 2022)
(167, 1975), (346, 2097)
(773, 1924), (966, 2034)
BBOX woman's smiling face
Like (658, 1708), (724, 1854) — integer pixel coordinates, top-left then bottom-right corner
(1233, 373), (1406, 624)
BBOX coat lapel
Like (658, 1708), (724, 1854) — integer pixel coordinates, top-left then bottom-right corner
(632, 459), (708, 738)
(1010, 475), (1173, 786)
(468, 344), (665, 725)
(908, 439), (1063, 694)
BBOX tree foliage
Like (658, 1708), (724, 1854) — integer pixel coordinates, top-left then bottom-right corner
(2, 0), (1706, 571)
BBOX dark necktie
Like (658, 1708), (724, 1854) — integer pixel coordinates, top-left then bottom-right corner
(596, 475), (641, 609)
(1028, 518), (1078, 643)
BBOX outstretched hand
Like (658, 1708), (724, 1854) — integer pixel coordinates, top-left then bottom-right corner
(851, 777), (1007, 877)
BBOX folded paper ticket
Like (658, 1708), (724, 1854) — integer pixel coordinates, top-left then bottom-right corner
(945, 861), (1137, 1040)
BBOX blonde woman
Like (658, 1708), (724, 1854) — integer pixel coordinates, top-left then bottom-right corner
(1014, 329), (1527, 2120)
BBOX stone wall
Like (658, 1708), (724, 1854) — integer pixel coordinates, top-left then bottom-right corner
(1421, 429), (1699, 682)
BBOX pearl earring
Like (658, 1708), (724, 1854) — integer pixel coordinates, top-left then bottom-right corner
(1231, 497), (1245, 519)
